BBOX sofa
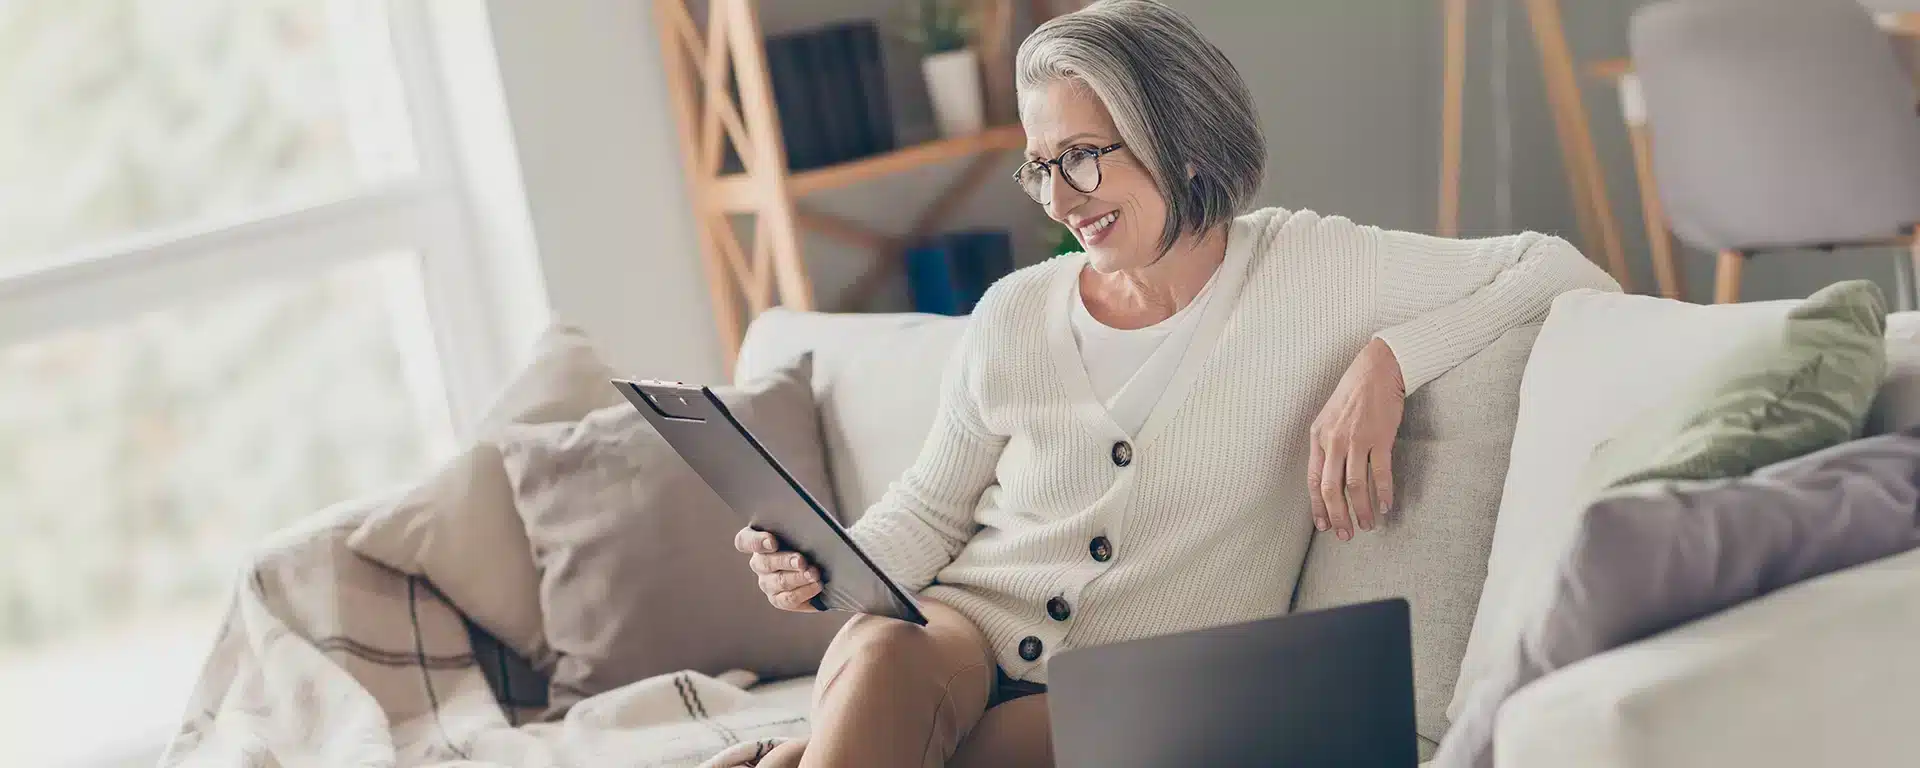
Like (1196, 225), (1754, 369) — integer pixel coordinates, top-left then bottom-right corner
(166, 289), (1920, 767)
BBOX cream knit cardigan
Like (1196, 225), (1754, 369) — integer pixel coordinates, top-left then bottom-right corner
(847, 207), (1619, 682)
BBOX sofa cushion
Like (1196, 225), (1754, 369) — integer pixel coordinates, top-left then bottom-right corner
(347, 323), (622, 665)
(1452, 288), (1910, 722)
(1292, 324), (1536, 749)
(1493, 547), (1920, 768)
(1439, 426), (1920, 768)
(499, 355), (847, 711)
(1582, 280), (1888, 492)
(735, 309), (968, 521)
(1867, 312), (1920, 434)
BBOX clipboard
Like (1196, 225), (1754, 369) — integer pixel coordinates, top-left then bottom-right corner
(613, 378), (927, 625)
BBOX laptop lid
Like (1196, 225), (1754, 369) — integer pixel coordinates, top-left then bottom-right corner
(1046, 598), (1417, 768)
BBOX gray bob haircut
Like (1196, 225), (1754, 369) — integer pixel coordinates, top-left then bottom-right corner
(1016, 0), (1265, 254)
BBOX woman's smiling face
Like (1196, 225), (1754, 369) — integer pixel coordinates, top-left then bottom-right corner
(1021, 80), (1167, 273)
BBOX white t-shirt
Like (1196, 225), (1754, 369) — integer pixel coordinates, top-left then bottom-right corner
(1068, 264), (1223, 436)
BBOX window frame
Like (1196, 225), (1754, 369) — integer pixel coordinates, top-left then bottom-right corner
(0, 0), (526, 436)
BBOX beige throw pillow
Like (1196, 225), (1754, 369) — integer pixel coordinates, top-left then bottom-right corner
(499, 354), (848, 710)
(347, 323), (624, 664)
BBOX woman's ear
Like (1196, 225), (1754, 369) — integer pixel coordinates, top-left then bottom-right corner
(1185, 163), (1197, 180)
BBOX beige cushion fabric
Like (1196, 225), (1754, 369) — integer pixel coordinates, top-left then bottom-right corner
(1292, 325), (1537, 748)
(734, 309), (968, 521)
(347, 323), (623, 664)
(501, 355), (848, 709)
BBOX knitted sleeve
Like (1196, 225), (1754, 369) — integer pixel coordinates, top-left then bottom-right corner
(844, 319), (1007, 593)
(1371, 228), (1620, 392)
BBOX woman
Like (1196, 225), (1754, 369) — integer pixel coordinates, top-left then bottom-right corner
(737, 1), (1617, 765)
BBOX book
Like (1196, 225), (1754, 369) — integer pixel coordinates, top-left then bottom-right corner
(764, 33), (819, 170)
(905, 241), (964, 316)
(906, 230), (1015, 316)
(848, 21), (896, 156)
(949, 230), (1013, 313)
(806, 25), (859, 165)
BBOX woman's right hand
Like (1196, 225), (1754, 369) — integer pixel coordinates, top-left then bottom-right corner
(734, 527), (823, 612)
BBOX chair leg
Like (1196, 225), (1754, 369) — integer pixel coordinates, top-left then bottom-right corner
(1714, 250), (1746, 304)
(1626, 119), (1684, 300)
(1895, 244), (1918, 313)
(1907, 236), (1920, 312)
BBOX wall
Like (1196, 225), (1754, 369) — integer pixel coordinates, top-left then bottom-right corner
(485, 0), (1910, 388)
(1171, 1), (1435, 233)
(482, 0), (722, 382)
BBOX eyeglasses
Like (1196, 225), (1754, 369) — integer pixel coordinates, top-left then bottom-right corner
(1013, 142), (1126, 205)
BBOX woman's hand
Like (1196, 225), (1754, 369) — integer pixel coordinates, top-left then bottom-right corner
(1308, 337), (1407, 541)
(734, 527), (823, 611)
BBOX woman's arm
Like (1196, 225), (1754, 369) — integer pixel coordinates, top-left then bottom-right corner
(844, 326), (1007, 593)
(1306, 225), (1619, 541)
(1371, 229), (1620, 393)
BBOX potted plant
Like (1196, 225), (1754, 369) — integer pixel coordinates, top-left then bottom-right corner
(906, 0), (985, 137)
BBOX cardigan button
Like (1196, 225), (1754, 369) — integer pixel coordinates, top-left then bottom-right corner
(1110, 440), (1133, 467)
(1019, 636), (1044, 662)
(1089, 536), (1113, 563)
(1047, 596), (1072, 622)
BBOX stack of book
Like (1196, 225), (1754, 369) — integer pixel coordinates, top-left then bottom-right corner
(906, 230), (1015, 316)
(763, 19), (897, 171)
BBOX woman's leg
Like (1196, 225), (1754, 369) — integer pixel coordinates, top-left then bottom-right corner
(756, 739), (807, 768)
(950, 694), (1053, 768)
(798, 598), (996, 768)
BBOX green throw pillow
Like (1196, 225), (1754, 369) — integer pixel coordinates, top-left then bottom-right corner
(1583, 280), (1889, 493)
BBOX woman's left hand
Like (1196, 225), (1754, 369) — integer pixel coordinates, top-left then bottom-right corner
(1308, 337), (1407, 541)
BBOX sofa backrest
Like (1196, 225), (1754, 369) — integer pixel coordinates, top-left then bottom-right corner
(735, 309), (968, 522)
(735, 305), (1920, 750)
(1291, 324), (1539, 750)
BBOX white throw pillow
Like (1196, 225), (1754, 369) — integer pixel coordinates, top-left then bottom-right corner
(1867, 313), (1920, 434)
(346, 322), (624, 665)
(1448, 290), (1802, 721)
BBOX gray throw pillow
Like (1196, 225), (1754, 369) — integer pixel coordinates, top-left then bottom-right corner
(499, 354), (848, 713)
(1434, 430), (1920, 768)
(1293, 324), (1538, 753)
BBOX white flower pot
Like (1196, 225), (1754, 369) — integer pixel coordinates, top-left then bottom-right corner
(922, 48), (986, 137)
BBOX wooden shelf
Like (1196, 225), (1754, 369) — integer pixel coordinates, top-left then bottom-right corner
(656, 0), (1063, 372)
(712, 125), (1026, 211)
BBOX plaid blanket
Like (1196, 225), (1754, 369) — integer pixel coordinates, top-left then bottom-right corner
(159, 494), (810, 768)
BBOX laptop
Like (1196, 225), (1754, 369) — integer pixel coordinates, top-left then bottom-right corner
(1047, 598), (1418, 768)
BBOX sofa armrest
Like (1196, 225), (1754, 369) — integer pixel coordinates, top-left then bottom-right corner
(1495, 546), (1920, 768)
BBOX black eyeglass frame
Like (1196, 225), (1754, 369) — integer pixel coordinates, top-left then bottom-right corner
(1012, 142), (1126, 204)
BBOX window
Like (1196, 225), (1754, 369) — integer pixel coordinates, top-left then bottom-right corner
(0, 1), (511, 764)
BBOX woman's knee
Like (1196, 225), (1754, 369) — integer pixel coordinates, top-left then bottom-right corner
(835, 615), (958, 672)
(815, 601), (994, 698)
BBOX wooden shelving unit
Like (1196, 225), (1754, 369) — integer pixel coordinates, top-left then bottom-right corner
(654, 0), (1071, 370)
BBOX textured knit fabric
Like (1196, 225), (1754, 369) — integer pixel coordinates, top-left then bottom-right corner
(846, 207), (1620, 683)
(1068, 260), (1225, 436)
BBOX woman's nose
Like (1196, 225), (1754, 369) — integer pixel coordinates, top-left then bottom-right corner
(1044, 170), (1082, 221)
